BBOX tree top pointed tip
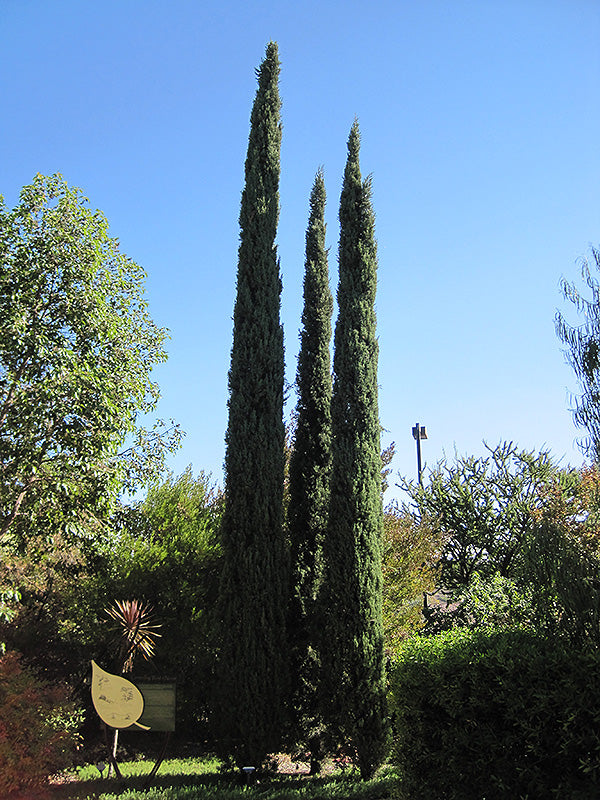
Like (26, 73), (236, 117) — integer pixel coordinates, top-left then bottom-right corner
(347, 120), (361, 161)
(256, 41), (281, 83)
(310, 169), (326, 205)
(260, 41), (280, 75)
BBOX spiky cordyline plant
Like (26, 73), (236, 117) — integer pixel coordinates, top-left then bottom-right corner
(106, 599), (161, 673)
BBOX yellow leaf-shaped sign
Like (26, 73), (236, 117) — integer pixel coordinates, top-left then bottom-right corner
(91, 661), (150, 730)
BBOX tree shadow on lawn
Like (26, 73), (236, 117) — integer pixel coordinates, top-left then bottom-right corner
(49, 769), (234, 799)
(48, 768), (396, 800)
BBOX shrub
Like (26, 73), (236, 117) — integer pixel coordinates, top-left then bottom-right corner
(0, 650), (82, 793)
(381, 505), (444, 647)
(389, 628), (600, 799)
(522, 516), (600, 646)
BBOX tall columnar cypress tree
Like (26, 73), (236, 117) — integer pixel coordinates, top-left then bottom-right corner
(216, 41), (287, 767)
(319, 121), (388, 779)
(287, 169), (332, 766)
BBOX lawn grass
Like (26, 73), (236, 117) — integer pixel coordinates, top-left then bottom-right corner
(49, 757), (398, 800)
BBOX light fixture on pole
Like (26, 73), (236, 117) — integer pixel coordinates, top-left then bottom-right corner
(412, 423), (427, 485)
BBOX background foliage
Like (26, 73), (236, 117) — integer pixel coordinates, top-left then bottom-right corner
(381, 504), (443, 648)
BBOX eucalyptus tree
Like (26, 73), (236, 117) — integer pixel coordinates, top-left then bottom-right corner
(556, 246), (600, 462)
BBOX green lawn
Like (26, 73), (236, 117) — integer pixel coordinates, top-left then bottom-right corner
(49, 757), (398, 800)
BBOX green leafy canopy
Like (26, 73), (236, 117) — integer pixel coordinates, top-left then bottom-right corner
(0, 174), (181, 547)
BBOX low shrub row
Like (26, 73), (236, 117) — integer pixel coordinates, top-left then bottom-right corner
(389, 627), (600, 800)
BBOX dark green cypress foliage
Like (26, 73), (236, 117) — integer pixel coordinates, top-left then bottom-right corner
(287, 169), (332, 766)
(319, 121), (388, 779)
(216, 41), (287, 767)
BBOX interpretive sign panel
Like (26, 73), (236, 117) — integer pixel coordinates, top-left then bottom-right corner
(136, 681), (176, 732)
(90, 661), (176, 732)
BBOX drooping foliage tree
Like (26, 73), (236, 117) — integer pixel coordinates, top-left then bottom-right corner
(556, 246), (600, 462)
(398, 442), (557, 601)
(397, 442), (600, 639)
(319, 121), (388, 779)
(287, 169), (332, 767)
(216, 42), (288, 767)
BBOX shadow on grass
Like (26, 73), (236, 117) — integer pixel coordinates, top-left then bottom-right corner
(50, 769), (228, 798)
(49, 766), (397, 800)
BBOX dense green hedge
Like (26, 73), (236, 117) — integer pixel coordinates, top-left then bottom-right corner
(389, 628), (600, 799)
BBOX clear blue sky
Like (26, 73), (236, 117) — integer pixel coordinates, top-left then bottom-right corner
(1, 0), (599, 501)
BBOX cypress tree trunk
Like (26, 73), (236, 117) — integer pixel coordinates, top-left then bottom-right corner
(287, 169), (332, 770)
(319, 121), (388, 779)
(216, 41), (287, 768)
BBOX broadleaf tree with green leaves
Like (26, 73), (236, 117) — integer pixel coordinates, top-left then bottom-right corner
(287, 168), (332, 770)
(0, 174), (181, 549)
(319, 121), (388, 779)
(216, 42), (288, 767)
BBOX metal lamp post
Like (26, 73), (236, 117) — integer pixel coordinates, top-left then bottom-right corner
(412, 423), (427, 485)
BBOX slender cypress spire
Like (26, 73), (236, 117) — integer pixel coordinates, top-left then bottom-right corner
(217, 41), (287, 767)
(288, 168), (332, 766)
(319, 121), (388, 779)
